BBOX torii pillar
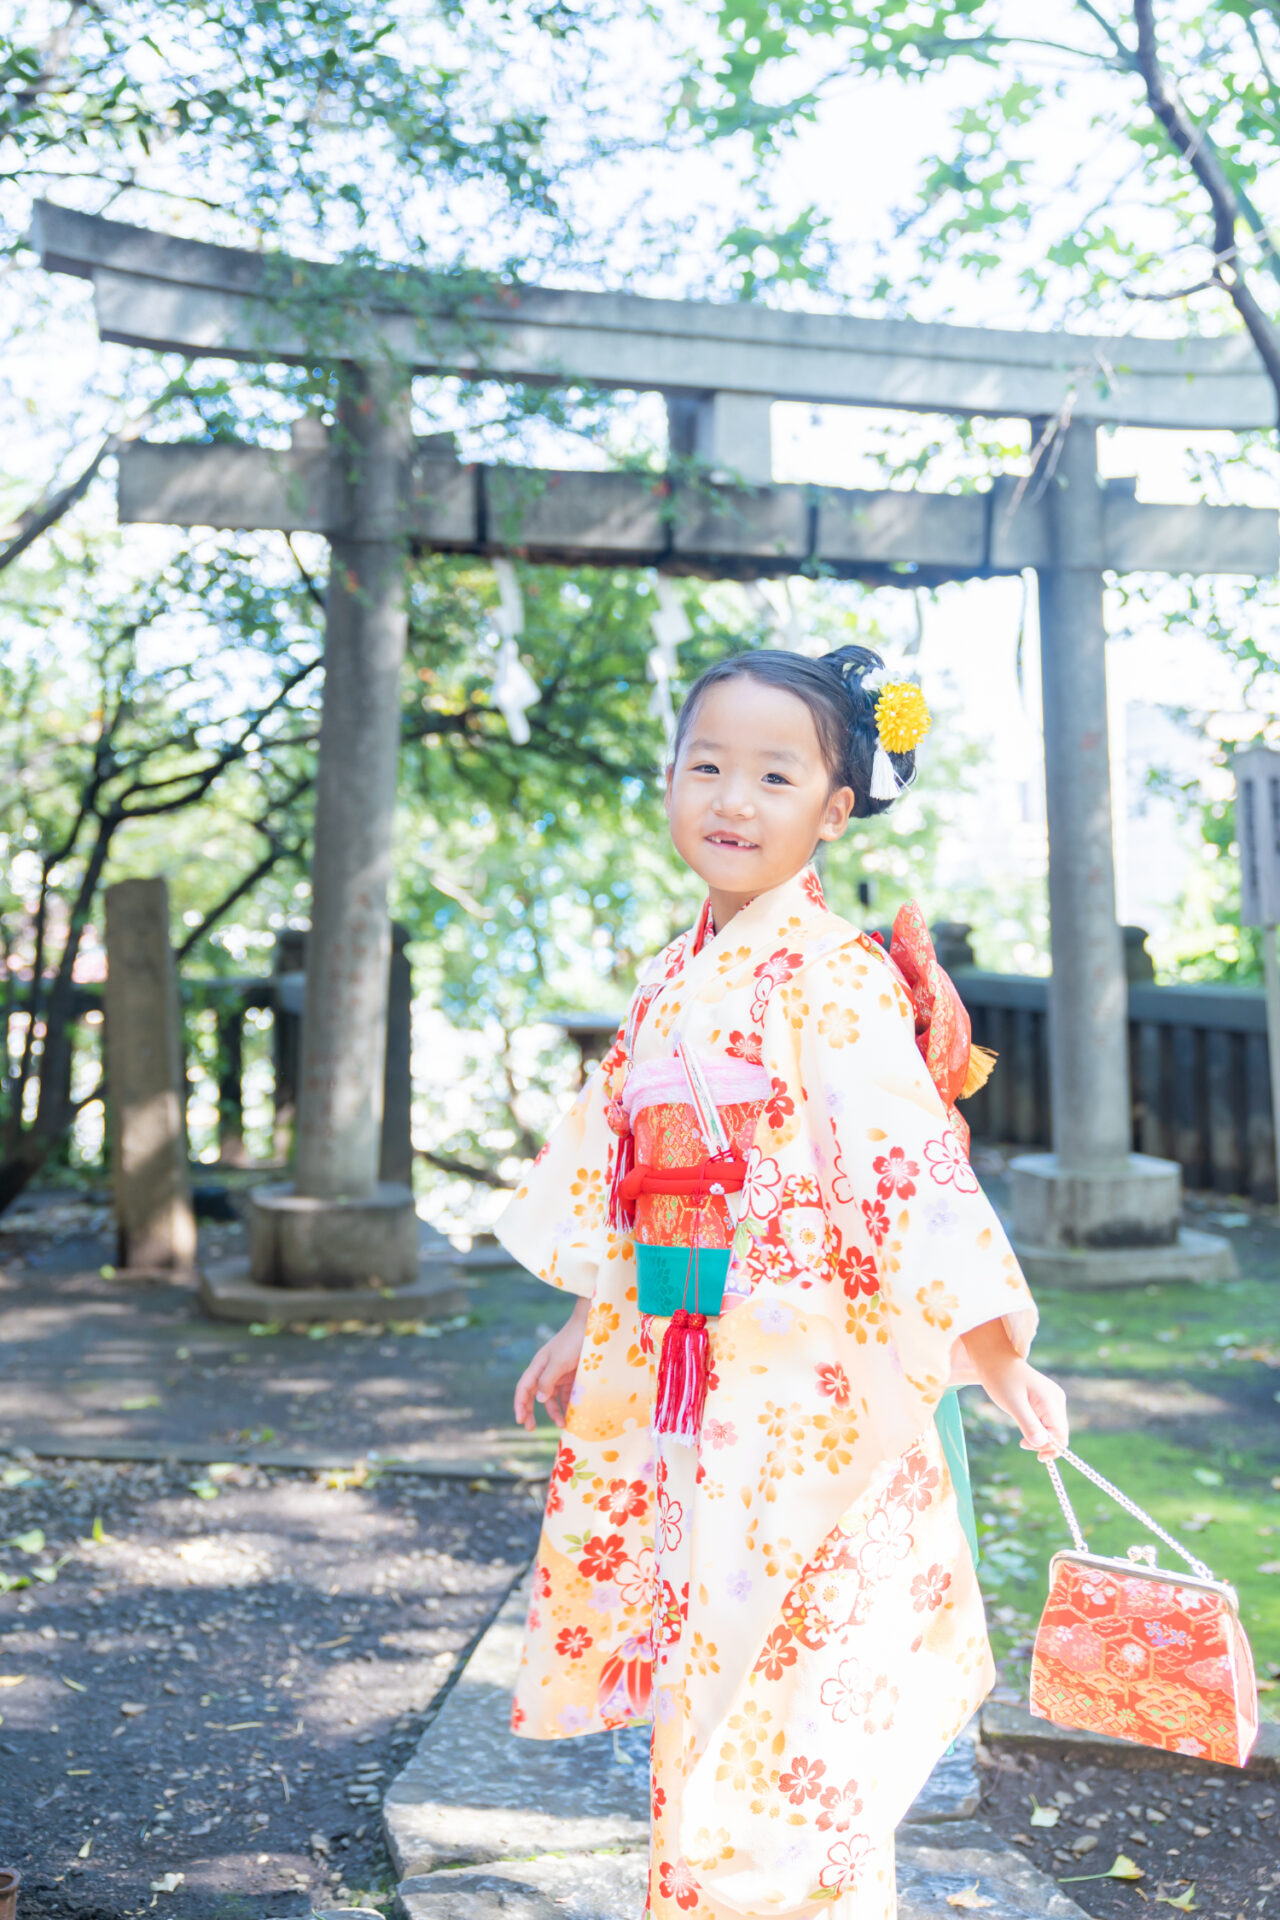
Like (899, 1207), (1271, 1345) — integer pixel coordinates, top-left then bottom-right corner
(1008, 421), (1231, 1285)
(248, 365), (419, 1290)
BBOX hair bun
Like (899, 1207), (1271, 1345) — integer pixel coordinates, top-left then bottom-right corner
(820, 644), (886, 690)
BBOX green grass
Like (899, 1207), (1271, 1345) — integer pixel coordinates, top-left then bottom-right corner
(964, 1254), (1280, 1711)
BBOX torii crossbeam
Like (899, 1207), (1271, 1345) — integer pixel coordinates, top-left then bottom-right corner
(32, 198), (1280, 1289)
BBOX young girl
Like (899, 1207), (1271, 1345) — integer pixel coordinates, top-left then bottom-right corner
(500, 646), (1069, 1920)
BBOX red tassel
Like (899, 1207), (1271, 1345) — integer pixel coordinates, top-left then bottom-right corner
(607, 1125), (636, 1232)
(654, 1309), (710, 1441)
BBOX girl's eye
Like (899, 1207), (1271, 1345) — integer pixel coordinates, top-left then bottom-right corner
(763, 772), (791, 786)
(692, 762), (719, 775)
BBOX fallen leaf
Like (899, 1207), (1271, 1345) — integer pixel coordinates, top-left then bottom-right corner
(77, 1839), (92, 1859)
(119, 1395), (160, 1412)
(1030, 1802), (1061, 1828)
(8, 1529), (45, 1555)
(92, 1517), (106, 1543)
(1059, 1853), (1147, 1885)
(188, 1480), (219, 1500)
(0, 1676), (26, 1689)
(0, 1467), (33, 1488)
(1156, 1888), (1197, 1912)
(119, 1702), (147, 1716)
(62, 1676), (87, 1693)
(946, 1886), (996, 1910)
(1191, 1469), (1223, 1488)
(150, 1872), (185, 1894)
(248, 1322), (283, 1336)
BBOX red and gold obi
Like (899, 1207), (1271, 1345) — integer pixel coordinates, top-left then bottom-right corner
(607, 1055), (768, 1440)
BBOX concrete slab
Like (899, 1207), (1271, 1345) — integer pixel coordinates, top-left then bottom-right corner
(896, 1821), (1090, 1920)
(902, 1718), (981, 1824)
(398, 1852), (648, 1920)
(384, 1580), (650, 1877)
(981, 1698), (1280, 1773)
(397, 1827), (1088, 1920)
(1010, 1225), (1235, 1289)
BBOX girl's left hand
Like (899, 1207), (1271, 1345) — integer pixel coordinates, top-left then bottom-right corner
(965, 1319), (1070, 1460)
(982, 1357), (1070, 1460)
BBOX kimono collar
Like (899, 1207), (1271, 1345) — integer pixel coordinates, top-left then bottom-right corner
(691, 863), (827, 960)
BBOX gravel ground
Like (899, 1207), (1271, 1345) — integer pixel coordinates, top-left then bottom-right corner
(0, 1453), (542, 1919)
(976, 1737), (1279, 1919)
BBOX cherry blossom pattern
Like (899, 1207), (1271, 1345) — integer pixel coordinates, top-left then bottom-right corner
(750, 948), (804, 1025)
(578, 1532), (628, 1582)
(815, 1362), (850, 1406)
(740, 1146), (784, 1222)
(818, 1834), (874, 1895)
(911, 1565), (952, 1612)
(924, 1129), (980, 1195)
(725, 1028), (764, 1065)
(816, 1777), (864, 1833)
(763, 1076), (796, 1130)
(658, 1858), (701, 1911)
(873, 1145), (919, 1200)
(778, 1754), (827, 1805)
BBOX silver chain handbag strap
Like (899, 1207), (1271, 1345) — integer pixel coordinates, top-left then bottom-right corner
(1043, 1448), (1216, 1585)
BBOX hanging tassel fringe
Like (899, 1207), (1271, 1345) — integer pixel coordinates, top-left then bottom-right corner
(607, 1126), (637, 1232)
(961, 1042), (998, 1100)
(654, 1309), (710, 1443)
(869, 744), (902, 802)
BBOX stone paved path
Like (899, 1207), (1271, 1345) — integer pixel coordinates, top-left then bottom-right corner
(383, 1574), (1090, 1920)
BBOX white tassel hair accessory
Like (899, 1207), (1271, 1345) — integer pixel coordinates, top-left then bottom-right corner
(869, 744), (904, 801)
(837, 657), (931, 801)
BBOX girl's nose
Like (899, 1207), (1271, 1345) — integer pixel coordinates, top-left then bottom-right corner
(714, 788), (755, 818)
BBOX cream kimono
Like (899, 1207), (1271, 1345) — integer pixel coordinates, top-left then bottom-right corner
(497, 867), (1037, 1920)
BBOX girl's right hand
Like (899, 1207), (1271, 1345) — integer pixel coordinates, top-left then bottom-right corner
(514, 1296), (591, 1431)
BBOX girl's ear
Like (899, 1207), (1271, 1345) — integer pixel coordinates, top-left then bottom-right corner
(663, 761), (675, 815)
(819, 785), (855, 843)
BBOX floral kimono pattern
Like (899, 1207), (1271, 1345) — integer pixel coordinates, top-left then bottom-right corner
(497, 867), (1037, 1920)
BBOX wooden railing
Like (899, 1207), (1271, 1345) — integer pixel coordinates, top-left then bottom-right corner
(958, 973), (1277, 1203)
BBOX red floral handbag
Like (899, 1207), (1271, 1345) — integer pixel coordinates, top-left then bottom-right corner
(1029, 1449), (1259, 1768)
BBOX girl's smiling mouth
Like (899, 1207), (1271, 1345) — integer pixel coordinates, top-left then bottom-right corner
(706, 832), (760, 850)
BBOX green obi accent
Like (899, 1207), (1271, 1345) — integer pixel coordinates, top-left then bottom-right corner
(635, 1242), (729, 1317)
(935, 1388), (979, 1565)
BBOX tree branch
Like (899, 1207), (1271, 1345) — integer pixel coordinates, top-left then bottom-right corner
(1132, 0), (1280, 416)
(415, 1147), (516, 1190)
(0, 410), (155, 573)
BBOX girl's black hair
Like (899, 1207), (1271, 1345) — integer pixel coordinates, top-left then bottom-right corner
(671, 645), (914, 818)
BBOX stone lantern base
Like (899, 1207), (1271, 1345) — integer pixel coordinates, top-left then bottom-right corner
(1008, 1152), (1234, 1288)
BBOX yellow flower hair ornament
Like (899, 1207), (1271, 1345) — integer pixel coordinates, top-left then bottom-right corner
(860, 670), (930, 801)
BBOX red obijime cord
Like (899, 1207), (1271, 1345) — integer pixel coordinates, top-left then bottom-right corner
(619, 1151), (747, 1442)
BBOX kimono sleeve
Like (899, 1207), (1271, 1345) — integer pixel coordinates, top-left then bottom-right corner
(493, 1028), (623, 1300)
(780, 940), (1036, 1393)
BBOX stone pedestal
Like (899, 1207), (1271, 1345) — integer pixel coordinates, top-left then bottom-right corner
(1008, 1151), (1233, 1287)
(103, 877), (197, 1273)
(247, 1182), (418, 1290)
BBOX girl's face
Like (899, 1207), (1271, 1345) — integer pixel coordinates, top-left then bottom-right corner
(665, 676), (854, 927)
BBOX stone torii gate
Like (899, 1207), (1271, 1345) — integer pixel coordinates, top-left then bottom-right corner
(31, 199), (1280, 1289)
